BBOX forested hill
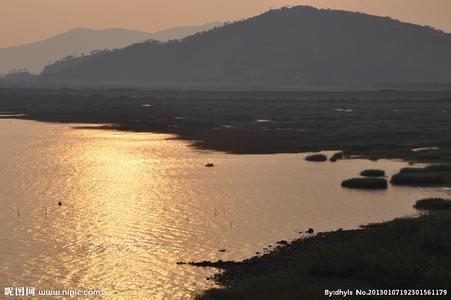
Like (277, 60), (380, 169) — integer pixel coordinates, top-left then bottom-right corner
(41, 6), (451, 89)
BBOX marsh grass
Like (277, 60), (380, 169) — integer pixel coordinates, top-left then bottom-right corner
(341, 178), (388, 190)
(329, 152), (344, 162)
(198, 212), (451, 299)
(425, 164), (451, 172)
(2, 90), (451, 167)
(305, 154), (327, 162)
(391, 173), (444, 186)
(392, 164), (451, 187)
(400, 165), (451, 174)
(399, 167), (426, 174)
(414, 198), (451, 211)
(360, 169), (385, 177)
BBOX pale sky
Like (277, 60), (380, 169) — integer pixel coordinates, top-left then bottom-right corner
(1, 0), (451, 48)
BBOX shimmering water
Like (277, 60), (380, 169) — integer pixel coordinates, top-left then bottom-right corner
(0, 119), (448, 298)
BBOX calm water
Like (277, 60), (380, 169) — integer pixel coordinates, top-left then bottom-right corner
(0, 119), (448, 298)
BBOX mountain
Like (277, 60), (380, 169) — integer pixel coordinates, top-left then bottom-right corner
(41, 6), (451, 89)
(0, 23), (221, 74)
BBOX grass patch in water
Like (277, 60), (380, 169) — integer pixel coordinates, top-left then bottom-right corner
(329, 152), (344, 162)
(393, 165), (451, 187)
(399, 167), (426, 174)
(414, 198), (451, 211)
(391, 173), (444, 186)
(305, 154), (327, 162)
(341, 177), (388, 190)
(360, 169), (385, 177)
(400, 165), (451, 174)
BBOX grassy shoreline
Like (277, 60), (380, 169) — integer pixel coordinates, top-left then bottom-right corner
(196, 210), (451, 299)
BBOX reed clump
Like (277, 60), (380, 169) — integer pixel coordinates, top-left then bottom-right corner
(413, 198), (451, 211)
(391, 173), (444, 186)
(341, 178), (388, 190)
(305, 154), (327, 162)
(360, 169), (385, 177)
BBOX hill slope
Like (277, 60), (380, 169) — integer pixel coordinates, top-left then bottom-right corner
(0, 23), (221, 74)
(41, 6), (451, 88)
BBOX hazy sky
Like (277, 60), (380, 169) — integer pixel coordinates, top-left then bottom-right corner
(1, 0), (451, 48)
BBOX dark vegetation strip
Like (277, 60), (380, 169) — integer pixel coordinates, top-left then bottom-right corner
(0, 89), (450, 166)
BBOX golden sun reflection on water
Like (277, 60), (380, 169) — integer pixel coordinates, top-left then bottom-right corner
(38, 130), (217, 298)
(0, 119), (449, 298)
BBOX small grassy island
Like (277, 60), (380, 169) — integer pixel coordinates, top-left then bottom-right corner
(360, 169), (385, 177)
(414, 198), (451, 211)
(305, 154), (328, 162)
(391, 173), (444, 186)
(390, 165), (451, 186)
(341, 177), (388, 190)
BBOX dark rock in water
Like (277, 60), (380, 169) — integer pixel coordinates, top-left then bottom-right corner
(58, 201), (62, 206)
(306, 228), (314, 234)
(305, 154), (327, 162)
(205, 163), (215, 167)
(219, 249), (226, 252)
(341, 178), (388, 190)
(277, 240), (288, 245)
(360, 169), (385, 177)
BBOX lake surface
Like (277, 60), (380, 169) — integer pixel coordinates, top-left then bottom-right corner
(0, 119), (449, 298)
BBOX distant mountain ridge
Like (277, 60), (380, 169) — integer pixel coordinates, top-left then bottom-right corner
(0, 23), (221, 74)
(40, 5), (451, 89)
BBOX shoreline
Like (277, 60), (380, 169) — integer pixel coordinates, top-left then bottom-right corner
(195, 210), (451, 299)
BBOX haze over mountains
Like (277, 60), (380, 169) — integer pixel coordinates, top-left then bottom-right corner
(37, 5), (451, 89)
(0, 23), (221, 74)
